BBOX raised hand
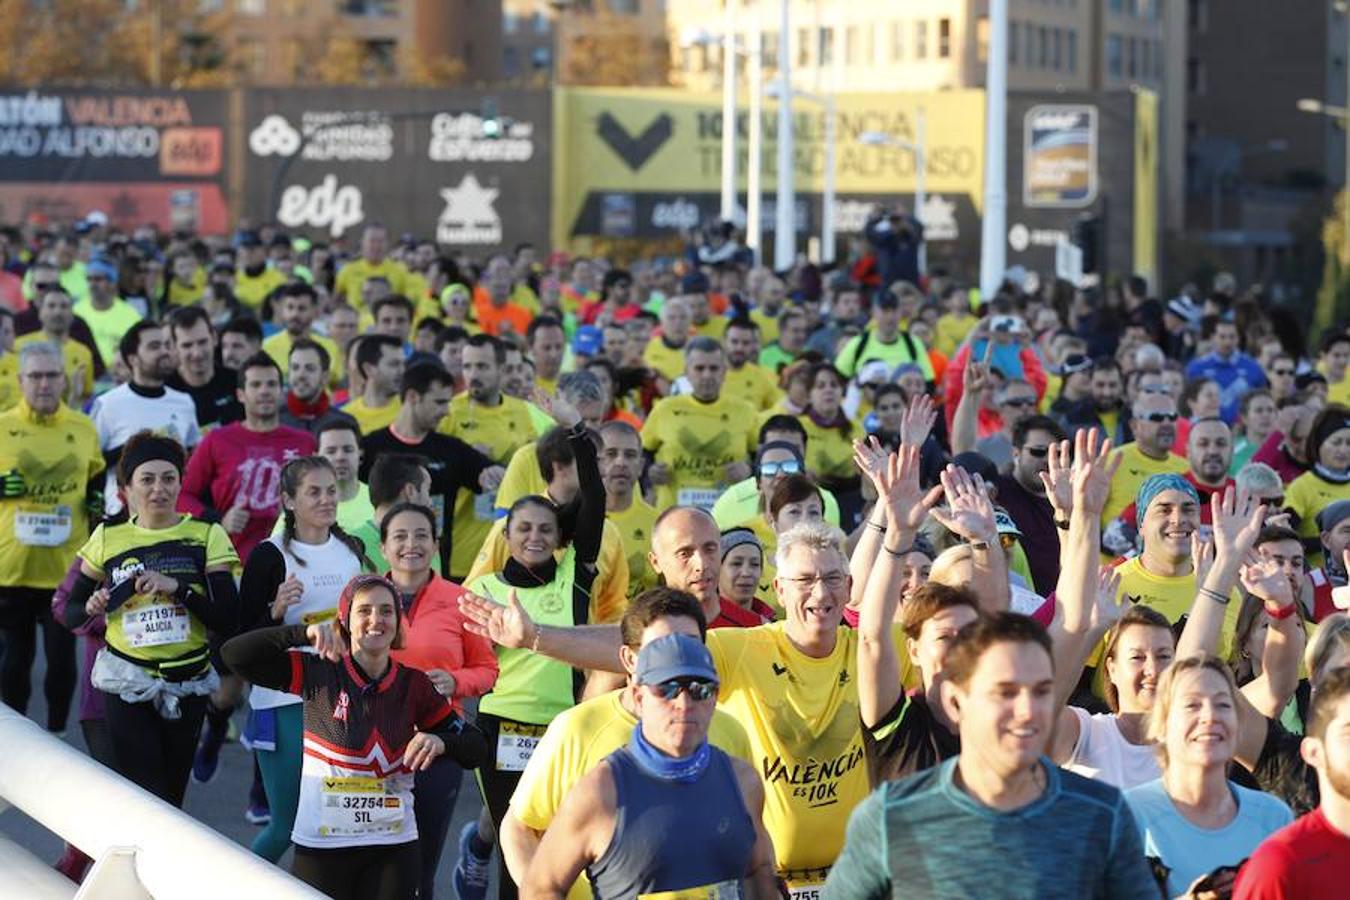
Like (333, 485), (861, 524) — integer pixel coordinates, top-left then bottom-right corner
(1038, 439), (1074, 517)
(852, 436), (889, 489)
(929, 464), (998, 545)
(872, 444), (944, 533)
(530, 387), (582, 429)
(1088, 565), (1126, 635)
(1210, 485), (1266, 563)
(1192, 532), (1217, 591)
(1241, 557), (1295, 608)
(306, 621), (345, 662)
(898, 394), (937, 448)
(1069, 429), (1119, 520)
(458, 589), (535, 650)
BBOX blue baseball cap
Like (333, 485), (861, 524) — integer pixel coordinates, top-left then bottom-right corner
(573, 325), (603, 357)
(634, 634), (719, 686)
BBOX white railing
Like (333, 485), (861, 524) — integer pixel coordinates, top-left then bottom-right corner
(0, 705), (327, 899)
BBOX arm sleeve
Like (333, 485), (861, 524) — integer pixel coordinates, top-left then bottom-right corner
(237, 542), (288, 631)
(821, 791), (891, 900)
(53, 559), (104, 638)
(569, 427), (604, 568)
(179, 570), (241, 639)
(63, 569), (101, 631)
(1104, 801), (1167, 900)
(220, 624), (309, 691)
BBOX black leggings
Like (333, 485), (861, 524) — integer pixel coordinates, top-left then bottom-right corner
(0, 586), (76, 731)
(102, 691), (207, 807)
(414, 754), (463, 900)
(292, 841), (420, 900)
(476, 713), (547, 900)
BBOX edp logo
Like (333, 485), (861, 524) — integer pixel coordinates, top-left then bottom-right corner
(277, 174), (364, 238)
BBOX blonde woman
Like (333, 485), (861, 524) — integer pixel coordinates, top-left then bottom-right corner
(1124, 656), (1292, 899)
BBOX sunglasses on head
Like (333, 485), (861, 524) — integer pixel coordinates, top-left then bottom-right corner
(649, 678), (718, 701)
(760, 459), (802, 478)
(1141, 412), (1179, 423)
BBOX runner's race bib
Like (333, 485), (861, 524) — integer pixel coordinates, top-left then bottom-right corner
(123, 601), (190, 648)
(15, 508), (72, 547)
(677, 487), (720, 511)
(786, 884), (824, 900)
(318, 776), (403, 838)
(496, 721), (547, 772)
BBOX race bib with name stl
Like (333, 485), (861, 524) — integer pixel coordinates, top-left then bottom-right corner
(318, 776), (404, 838)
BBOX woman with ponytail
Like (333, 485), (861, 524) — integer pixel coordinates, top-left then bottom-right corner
(1284, 404), (1350, 567)
(237, 455), (371, 861)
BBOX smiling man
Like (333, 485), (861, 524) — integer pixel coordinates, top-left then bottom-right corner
(824, 613), (1157, 899)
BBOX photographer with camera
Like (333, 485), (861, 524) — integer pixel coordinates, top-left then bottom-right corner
(864, 204), (924, 293)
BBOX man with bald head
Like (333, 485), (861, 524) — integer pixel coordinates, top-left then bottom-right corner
(649, 506), (768, 629)
(1100, 391), (1189, 529)
(1104, 417), (1235, 556)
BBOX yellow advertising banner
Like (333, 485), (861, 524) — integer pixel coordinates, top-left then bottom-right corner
(551, 87), (985, 247)
(1133, 88), (1159, 287)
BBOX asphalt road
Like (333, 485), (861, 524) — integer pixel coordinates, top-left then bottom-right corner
(0, 641), (494, 899)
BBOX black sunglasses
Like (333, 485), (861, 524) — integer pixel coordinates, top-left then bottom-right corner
(1271, 368), (1294, 377)
(1022, 446), (1050, 458)
(1141, 412), (1179, 423)
(649, 678), (718, 701)
(34, 281), (59, 292)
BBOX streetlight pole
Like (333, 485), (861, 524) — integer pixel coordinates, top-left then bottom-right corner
(979, 0), (1009, 298)
(774, 0), (795, 270)
(747, 10), (763, 257)
(720, 2), (737, 222)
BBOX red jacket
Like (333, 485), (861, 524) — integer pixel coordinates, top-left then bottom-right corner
(391, 572), (499, 713)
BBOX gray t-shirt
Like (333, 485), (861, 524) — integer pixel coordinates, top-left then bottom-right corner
(822, 757), (1157, 899)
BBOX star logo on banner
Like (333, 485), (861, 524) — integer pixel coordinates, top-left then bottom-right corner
(437, 174), (503, 246)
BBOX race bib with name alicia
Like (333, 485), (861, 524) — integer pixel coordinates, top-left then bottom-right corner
(123, 601), (190, 648)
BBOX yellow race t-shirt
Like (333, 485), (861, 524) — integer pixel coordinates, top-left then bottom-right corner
(1285, 471), (1350, 566)
(439, 394), (540, 578)
(642, 394), (758, 511)
(724, 363), (782, 412)
(1101, 442), (1189, 527)
(642, 338), (688, 383)
(511, 688), (753, 900)
(78, 515), (240, 664)
(334, 258), (409, 314)
(262, 330), (342, 385)
(799, 415), (864, 483)
(233, 267), (287, 311)
(705, 623), (894, 874)
(0, 400), (104, 589)
(932, 313), (977, 357)
(495, 442), (549, 513)
(607, 497), (660, 599)
(463, 516), (629, 626)
(341, 395), (402, 436)
(14, 333), (94, 400)
(0, 353), (18, 413)
(165, 268), (206, 307)
(749, 308), (781, 345)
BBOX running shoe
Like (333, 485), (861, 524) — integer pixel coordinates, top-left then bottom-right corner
(244, 801), (271, 826)
(452, 822), (491, 900)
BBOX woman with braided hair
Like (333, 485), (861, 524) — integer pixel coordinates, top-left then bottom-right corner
(237, 454), (372, 860)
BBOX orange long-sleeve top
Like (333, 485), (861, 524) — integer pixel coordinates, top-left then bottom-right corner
(391, 572), (499, 714)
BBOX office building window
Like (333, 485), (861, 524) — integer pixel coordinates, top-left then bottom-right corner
(865, 27), (875, 63)
(504, 46), (520, 78)
(798, 27), (810, 66)
(1039, 25), (1049, 68)
(1052, 27), (1062, 69)
(532, 47), (551, 70)
(1009, 21), (1019, 64)
(846, 26), (859, 63)
(891, 21), (904, 61)
(938, 17), (950, 58)
(1067, 30), (1077, 72)
(1188, 0), (1208, 32)
(1140, 38), (1150, 80)
(239, 0), (264, 14)
(763, 31), (779, 68)
(1127, 36), (1136, 77)
(818, 26), (834, 65)
(1187, 57), (1205, 94)
(533, 11), (549, 34)
(1107, 34), (1123, 77)
(915, 20), (927, 59)
(610, 0), (639, 13)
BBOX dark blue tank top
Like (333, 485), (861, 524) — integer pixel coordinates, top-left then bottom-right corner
(587, 745), (756, 899)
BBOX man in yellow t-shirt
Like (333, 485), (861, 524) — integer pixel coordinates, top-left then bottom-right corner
(232, 232), (287, 311)
(261, 283), (339, 382)
(642, 337), (757, 511)
(0, 309), (17, 413)
(722, 318), (781, 412)
(334, 224), (408, 314)
(341, 334), (404, 435)
(1101, 392), (1189, 527)
(641, 295), (693, 383)
(16, 289), (95, 403)
(597, 420), (660, 599)
(501, 588), (753, 898)
(439, 334), (540, 579)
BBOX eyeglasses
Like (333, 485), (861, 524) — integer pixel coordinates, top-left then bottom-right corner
(1002, 397), (1037, 408)
(34, 281), (59, 293)
(649, 678), (718, 702)
(1022, 446), (1050, 458)
(783, 571), (847, 591)
(760, 460), (802, 478)
(1141, 412), (1180, 423)
(1271, 369), (1294, 377)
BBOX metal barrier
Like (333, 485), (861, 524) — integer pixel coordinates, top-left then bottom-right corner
(0, 705), (327, 899)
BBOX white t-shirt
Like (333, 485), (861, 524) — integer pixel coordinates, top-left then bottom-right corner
(248, 534), (364, 711)
(1063, 707), (1160, 791)
(91, 383), (201, 515)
